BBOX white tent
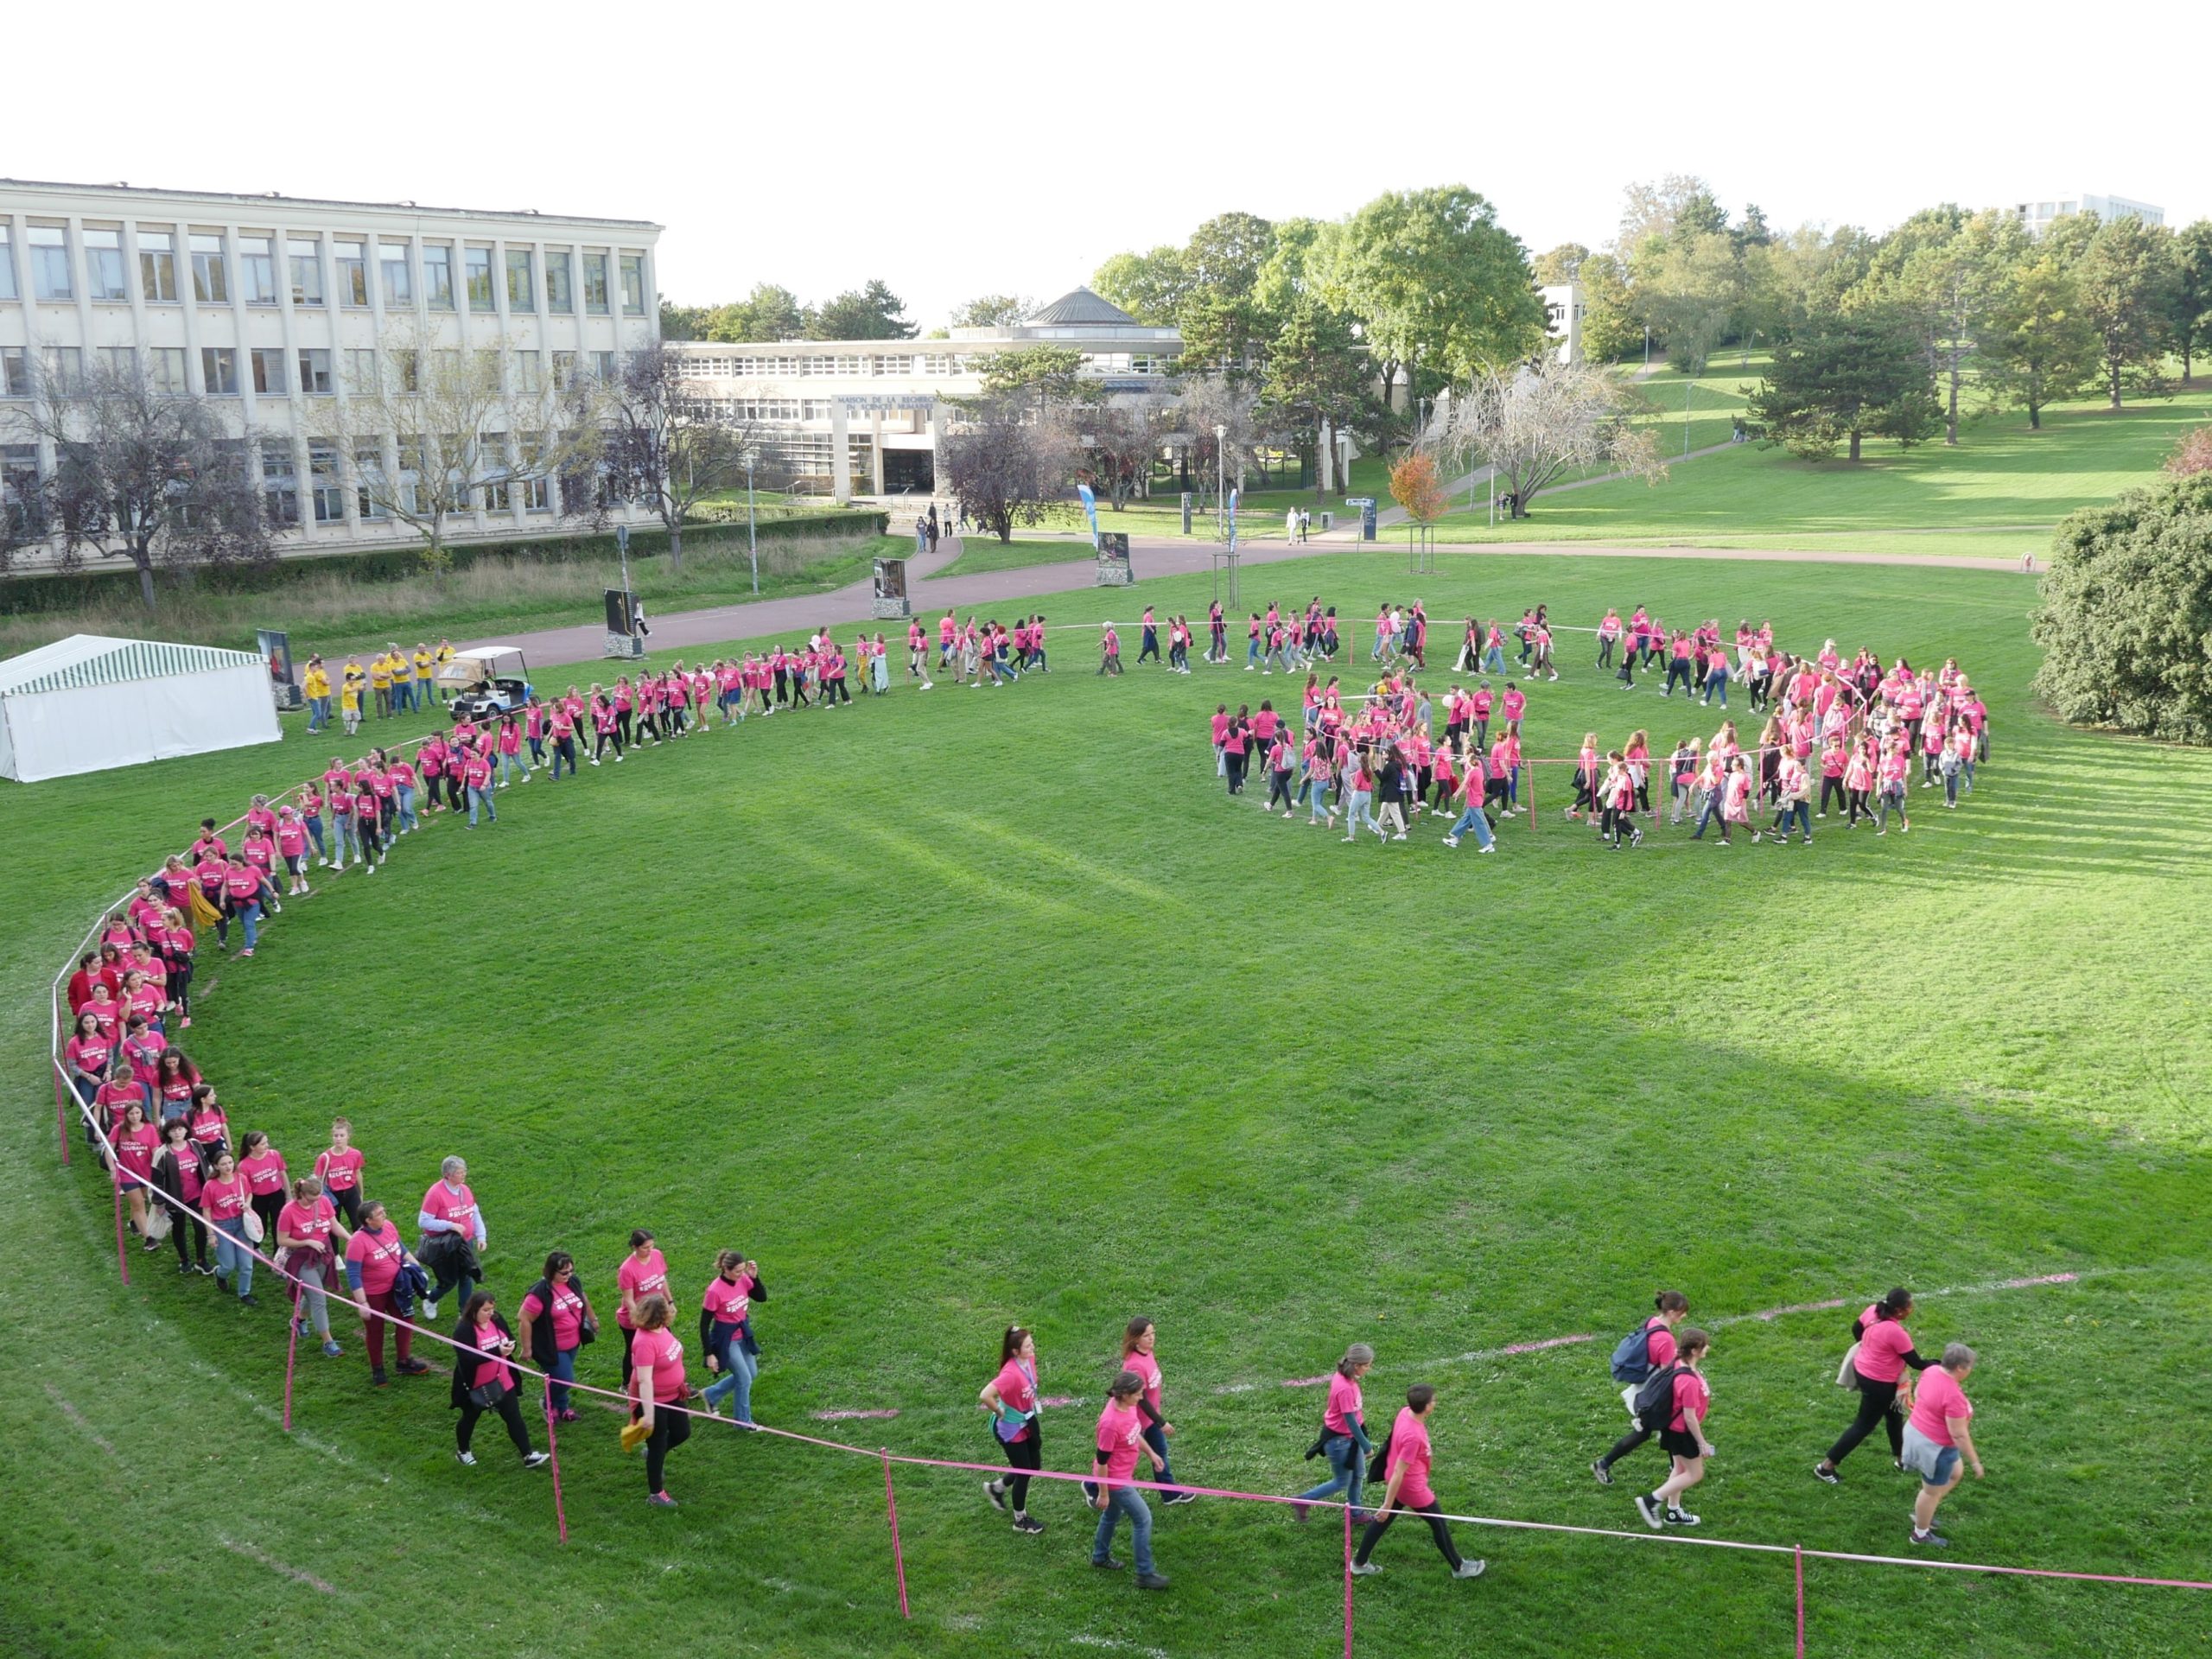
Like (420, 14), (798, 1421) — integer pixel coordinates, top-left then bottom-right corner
(0, 633), (282, 783)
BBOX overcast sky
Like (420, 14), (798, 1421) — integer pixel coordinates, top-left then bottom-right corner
(11, 1), (2204, 329)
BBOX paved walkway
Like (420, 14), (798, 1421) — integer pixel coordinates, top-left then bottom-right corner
(502, 531), (2028, 671)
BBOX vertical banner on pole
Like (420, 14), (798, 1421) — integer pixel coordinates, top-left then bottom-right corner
(1343, 1502), (1355, 1658)
(544, 1379), (569, 1544)
(882, 1451), (912, 1618)
(282, 1292), (301, 1432)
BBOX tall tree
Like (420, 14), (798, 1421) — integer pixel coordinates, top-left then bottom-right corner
(1615, 175), (1717, 257)
(16, 362), (274, 610)
(1748, 308), (1940, 461)
(1980, 247), (2098, 429)
(1172, 372), (1263, 504)
(1858, 207), (2024, 445)
(1078, 395), (1172, 508)
(807, 280), (914, 340)
(979, 345), (1094, 404)
(658, 301), (709, 341)
(1091, 246), (1192, 327)
(1252, 217), (1327, 317)
(950, 293), (1033, 329)
(1176, 289), (1269, 378)
(1317, 185), (1546, 407)
(1182, 212), (1275, 299)
(1574, 253), (1642, 364)
(1533, 243), (1591, 284)
(1260, 296), (1373, 499)
(719, 283), (808, 342)
(1433, 359), (1665, 518)
(939, 391), (1077, 543)
(2164, 220), (2212, 386)
(2075, 216), (2175, 408)
(599, 345), (763, 573)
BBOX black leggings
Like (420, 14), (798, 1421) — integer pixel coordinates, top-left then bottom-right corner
(251, 1191), (283, 1243)
(594, 728), (623, 760)
(1819, 776), (1847, 816)
(997, 1426), (1043, 1510)
(1600, 1422), (1654, 1471)
(172, 1209), (209, 1268)
(617, 710), (633, 746)
(1826, 1372), (1904, 1466)
(636, 1405), (692, 1493)
(327, 1185), (364, 1230)
(1267, 769), (1294, 810)
(458, 1388), (533, 1457)
(1355, 1499), (1463, 1568)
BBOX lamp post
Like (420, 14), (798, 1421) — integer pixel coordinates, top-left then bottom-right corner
(742, 445), (760, 594)
(1214, 423), (1226, 542)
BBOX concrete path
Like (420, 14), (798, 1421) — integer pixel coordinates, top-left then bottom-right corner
(499, 531), (2027, 672)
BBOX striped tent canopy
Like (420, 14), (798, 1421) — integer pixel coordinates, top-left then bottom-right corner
(0, 634), (265, 699)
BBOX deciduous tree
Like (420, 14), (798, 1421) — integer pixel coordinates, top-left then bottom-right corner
(599, 344), (762, 573)
(807, 280), (914, 340)
(939, 391), (1078, 543)
(1433, 358), (1665, 518)
(1980, 247), (2097, 429)
(950, 294), (1033, 329)
(1092, 246), (1192, 327)
(1533, 243), (1591, 285)
(2075, 216), (2175, 409)
(1388, 450), (1448, 524)
(2164, 220), (2212, 386)
(1260, 296), (1372, 499)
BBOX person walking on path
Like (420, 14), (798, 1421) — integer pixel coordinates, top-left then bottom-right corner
(1293, 1343), (1376, 1520)
(1815, 1288), (1936, 1484)
(1090, 1370), (1171, 1590)
(1904, 1344), (1984, 1548)
(980, 1325), (1047, 1535)
(1592, 1292), (1689, 1486)
(1350, 1384), (1485, 1580)
(1633, 1327), (1715, 1530)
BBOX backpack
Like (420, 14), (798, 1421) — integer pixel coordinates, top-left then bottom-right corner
(1609, 1323), (1655, 1384)
(1630, 1363), (1688, 1432)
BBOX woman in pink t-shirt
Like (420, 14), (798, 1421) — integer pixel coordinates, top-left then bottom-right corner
(1815, 1288), (1936, 1484)
(1293, 1342), (1376, 1519)
(626, 1294), (690, 1506)
(153, 1119), (211, 1277)
(236, 1130), (290, 1245)
(111, 1101), (161, 1249)
(1593, 1292), (1689, 1485)
(616, 1229), (671, 1386)
(1635, 1328), (1715, 1530)
(277, 1175), (349, 1358)
(344, 1199), (428, 1385)
(1350, 1384), (1484, 1579)
(980, 1325), (1046, 1533)
(449, 1291), (550, 1470)
(1904, 1344), (1983, 1547)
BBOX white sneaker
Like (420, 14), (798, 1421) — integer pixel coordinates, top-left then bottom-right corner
(454, 1450), (477, 1466)
(1350, 1562), (1382, 1577)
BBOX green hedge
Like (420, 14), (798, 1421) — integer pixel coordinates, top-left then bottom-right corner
(0, 511), (887, 617)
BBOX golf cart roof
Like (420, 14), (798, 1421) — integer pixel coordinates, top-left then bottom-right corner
(435, 645), (530, 684)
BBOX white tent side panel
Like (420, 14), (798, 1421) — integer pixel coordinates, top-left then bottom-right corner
(2, 662), (280, 782)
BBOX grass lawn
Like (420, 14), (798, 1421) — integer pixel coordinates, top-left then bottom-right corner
(1431, 383), (2212, 552)
(5, 551), (2211, 1657)
(934, 537), (1099, 579)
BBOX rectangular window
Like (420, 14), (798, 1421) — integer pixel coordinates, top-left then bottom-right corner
(386, 348), (419, 395)
(505, 250), (535, 312)
(288, 237), (322, 306)
(251, 347), (289, 396)
(552, 350), (577, 389)
(239, 235), (278, 304)
(43, 346), (83, 392)
(2, 445), (40, 534)
(422, 244), (454, 310)
(99, 346), (135, 381)
(434, 348), (462, 387)
(309, 442), (344, 524)
(190, 233), (229, 304)
(84, 230), (128, 302)
(297, 348), (333, 394)
(29, 226), (73, 300)
(544, 251), (573, 315)
(346, 349), (378, 393)
(149, 346), (188, 393)
(465, 246), (495, 312)
(592, 350), (616, 382)
(0, 226), (16, 301)
(583, 252), (609, 315)
(355, 444), (388, 518)
(200, 346), (238, 394)
(513, 351), (542, 394)
(1, 348), (30, 397)
(335, 240), (368, 307)
(142, 231), (181, 302)
(620, 253), (645, 315)
(262, 438), (299, 527)
(380, 239), (412, 307)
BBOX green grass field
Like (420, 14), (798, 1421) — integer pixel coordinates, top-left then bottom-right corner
(934, 537), (1101, 579)
(5, 550), (2211, 1658)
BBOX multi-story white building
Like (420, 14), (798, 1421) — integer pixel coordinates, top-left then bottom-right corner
(1541, 281), (1584, 365)
(2013, 193), (2164, 236)
(0, 178), (659, 566)
(671, 287), (1186, 502)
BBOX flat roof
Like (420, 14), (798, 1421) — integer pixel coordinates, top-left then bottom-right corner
(0, 177), (660, 232)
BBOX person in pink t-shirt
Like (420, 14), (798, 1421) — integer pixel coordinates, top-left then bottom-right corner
(980, 1325), (1046, 1533)
(1293, 1343), (1376, 1519)
(626, 1294), (691, 1506)
(1635, 1328), (1715, 1531)
(344, 1199), (428, 1385)
(277, 1175), (349, 1358)
(449, 1290), (550, 1470)
(1351, 1385), (1484, 1579)
(1088, 1370), (1169, 1588)
(314, 1117), (365, 1230)
(617, 1229), (671, 1384)
(519, 1249), (599, 1421)
(1815, 1287), (1936, 1484)
(1904, 1344), (1983, 1547)
(1593, 1291), (1690, 1486)
(1120, 1318), (1192, 1504)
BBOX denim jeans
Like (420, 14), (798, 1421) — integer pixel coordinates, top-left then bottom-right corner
(334, 816), (357, 862)
(1484, 645), (1504, 673)
(396, 786), (418, 832)
(1141, 1423), (1179, 1494)
(308, 696), (331, 732)
(1296, 1433), (1367, 1511)
(303, 815), (326, 859)
(467, 785), (496, 825)
(1703, 669), (1729, 706)
(547, 1345), (577, 1412)
(552, 739), (576, 779)
(498, 751), (524, 785)
(213, 1216), (254, 1294)
(1448, 805), (1495, 849)
(1344, 789), (1375, 832)
(702, 1322), (756, 1421)
(235, 900), (262, 951)
(1092, 1485), (1155, 1574)
(1691, 792), (1725, 839)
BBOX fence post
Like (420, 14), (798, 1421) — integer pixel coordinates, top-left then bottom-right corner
(111, 1166), (130, 1285)
(881, 1450), (911, 1618)
(543, 1377), (569, 1544)
(1343, 1501), (1355, 1658)
(282, 1287), (300, 1432)
(1795, 1543), (1806, 1658)
(54, 1065), (72, 1165)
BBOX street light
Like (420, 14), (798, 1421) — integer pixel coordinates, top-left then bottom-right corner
(1214, 423), (1227, 542)
(742, 446), (760, 594)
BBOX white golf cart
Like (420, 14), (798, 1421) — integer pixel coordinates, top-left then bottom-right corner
(435, 645), (535, 722)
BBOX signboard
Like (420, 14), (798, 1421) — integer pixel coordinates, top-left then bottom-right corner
(1094, 532), (1135, 587)
(1345, 496), (1379, 541)
(871, 556), (912, 618)
(257, 628), (302, 709)
(603, 588), (645, 658)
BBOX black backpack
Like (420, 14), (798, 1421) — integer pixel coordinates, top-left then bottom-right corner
(1631, 1363), (1689, 1432)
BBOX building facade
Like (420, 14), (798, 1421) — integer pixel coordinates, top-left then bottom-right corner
(2013, 193), (2164, 236)
(0, 179), (659, 568)
(1541, 281), (1584, 365)
(670, 288), (1182, 502)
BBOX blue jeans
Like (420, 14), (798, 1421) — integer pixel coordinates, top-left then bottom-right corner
(1249, 638), (1262, 665)
(551, 739), (575, 779)
(1704, 669), (1729, 706)
(396, 785), (418, 832)
(498, 751), (524, 784)
(1142, 1423), (1179, 1494)
(234, 899), (262, 951)
(303, 814), (326, 858)
(1484, 645), (1504, 673)
(334, 815), (357, 862)
(308, 696), (330, 732)
(1448, 805), (1495, 849)
(702, 1322), (756, 1421)
(1092, 1485), (1154, 1574)
(547, 1345), (577, 1412)
(213, 1216), (253, 1294)
(1296, 1433), (1368, 1511)
(1344, 788), (1375, 832)
(1691, 792), (1726, 839)
(467, 785), (495, 825)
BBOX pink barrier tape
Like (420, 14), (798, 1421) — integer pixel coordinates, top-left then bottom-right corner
(543, 1378), (569, 1545)
(883, 1451), (912, 1619)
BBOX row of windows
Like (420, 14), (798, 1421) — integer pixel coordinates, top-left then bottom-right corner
(0, 343), (620, 400)
(679, 351), (1174, 379)
(0, 222), (648, 317)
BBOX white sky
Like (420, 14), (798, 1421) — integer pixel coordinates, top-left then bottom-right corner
(11, 0), (2206, 329)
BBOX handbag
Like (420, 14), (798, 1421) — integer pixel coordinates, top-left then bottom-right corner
(144, 1200), (173, 1243)
(1834, 1341), (1860, 1388)
(242, 1209), (264, 1244)
(468, 1377), (509, 1410)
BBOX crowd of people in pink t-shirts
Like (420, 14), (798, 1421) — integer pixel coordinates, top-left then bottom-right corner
(1207, 601), (1992, 855)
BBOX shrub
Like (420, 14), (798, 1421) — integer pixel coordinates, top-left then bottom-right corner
(2166, 426), (2212, 478)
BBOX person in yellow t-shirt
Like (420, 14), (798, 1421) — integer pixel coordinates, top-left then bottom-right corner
(340, 660), (365, 735)
(368, 652), (394, 718)
(387, 642), (415, 714)
(302, 656), (332, 734)
(414, 645), (437, 707)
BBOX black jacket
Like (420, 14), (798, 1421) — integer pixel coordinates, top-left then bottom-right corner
(449, 1312), (518, 1410)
